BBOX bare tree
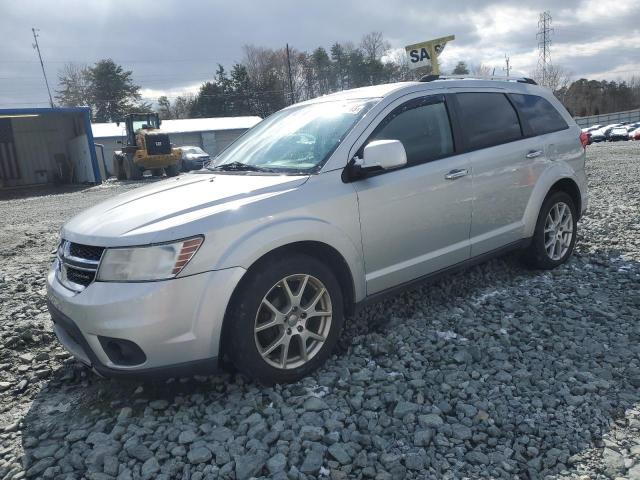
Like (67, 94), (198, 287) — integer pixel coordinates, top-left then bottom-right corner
(471, 63), (493, 77)
(360, 32), (391, 61)
(55, 63), (91, 108)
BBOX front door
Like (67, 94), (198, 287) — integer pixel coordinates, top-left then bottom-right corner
(352, 95), (472, 295)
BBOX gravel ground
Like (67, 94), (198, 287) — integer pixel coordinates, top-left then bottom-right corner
(0, 142), (639, 480)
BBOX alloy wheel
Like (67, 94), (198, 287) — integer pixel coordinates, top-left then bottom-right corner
(544, 201), (574, 261)
(254, 274), (332, 370)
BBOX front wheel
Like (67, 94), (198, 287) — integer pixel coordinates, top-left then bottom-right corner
(165, 163), (180, 177)
(124, 154), (142, 180)
(227, 254), (344, 385)
(523, 191), (577, 269)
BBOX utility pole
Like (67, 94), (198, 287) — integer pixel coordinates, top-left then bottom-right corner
(503, 54), (511, 78)
(285, 43), (295, 105)
(536, 11), (553, 86)
(32, 27), (54, 108)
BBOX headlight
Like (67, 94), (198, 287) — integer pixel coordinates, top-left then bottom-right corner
(96, 237), (203, 282)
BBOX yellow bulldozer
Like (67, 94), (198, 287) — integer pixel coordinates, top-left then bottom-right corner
(113, 113), (181, 180)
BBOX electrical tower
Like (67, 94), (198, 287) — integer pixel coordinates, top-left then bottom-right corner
(32, 27), (54, 108)
(503, 54), (511, 78)
(536, 11), (553, 86)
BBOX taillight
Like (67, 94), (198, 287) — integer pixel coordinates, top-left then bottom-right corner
(580, 132), (589, 148)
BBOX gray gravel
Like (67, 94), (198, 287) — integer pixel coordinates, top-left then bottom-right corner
(1, 142), (639, 479)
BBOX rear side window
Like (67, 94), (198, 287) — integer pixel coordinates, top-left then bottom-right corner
(455, 93), (522, 150)
(510, 94), (569, 136)
(369, 97), (454, 166)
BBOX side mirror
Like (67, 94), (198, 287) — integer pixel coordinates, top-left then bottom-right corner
(362, 139), (407, 170)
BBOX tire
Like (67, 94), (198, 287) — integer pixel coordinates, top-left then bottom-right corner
(227, 253), (344, 385)
(124, 154), (142, 180)
(114, 155), (126, 180)
(523, 191), (577, 269)
(165, 163), (180, 177)
(151, 168), (163, 177)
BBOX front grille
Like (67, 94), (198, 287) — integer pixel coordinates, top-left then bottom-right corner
(66, 267), (95, 287)
(69, 243), (104, 261)
(57, 240), (103, 292)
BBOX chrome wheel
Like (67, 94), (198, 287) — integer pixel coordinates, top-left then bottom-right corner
(254, 274), (332, 370)
(544, 201), (573, 261)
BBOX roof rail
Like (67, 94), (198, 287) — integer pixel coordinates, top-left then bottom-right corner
(419, 74), (537, 85)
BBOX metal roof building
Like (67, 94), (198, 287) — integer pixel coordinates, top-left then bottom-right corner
(92, 116), (261, 177)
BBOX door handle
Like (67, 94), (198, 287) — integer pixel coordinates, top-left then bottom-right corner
(444, 168), (468, 180)
(526, 150), (543, 159)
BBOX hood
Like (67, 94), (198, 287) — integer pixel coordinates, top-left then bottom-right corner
(62, 173), (309, 247)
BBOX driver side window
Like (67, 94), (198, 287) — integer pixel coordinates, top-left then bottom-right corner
(368, 97), (454, 167)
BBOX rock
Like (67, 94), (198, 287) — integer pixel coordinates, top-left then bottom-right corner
(603, 447), (625, 478)
(418, 414), (444, 429)
(32, 444), (58, 459)
(65, 429), (88, 442)
(188, 446), (212, 464)
(267, 453), (287, 474)
(149, 399), (169, 410)
(235, 453), (266, 479)
(141, 457), (160, 476)
(328, 444), (351, 465)
(126, 443), (153, 462)
(178, 430), (197, 444)
(465, 450), (489, 465)
(451, 424), (472, 440)
(300, 450), (324, 474)
(303, 397), (329, 411)
(26, 457), (56, 477)
(414, 429), (433, 447)
(393, 401), (419, 418)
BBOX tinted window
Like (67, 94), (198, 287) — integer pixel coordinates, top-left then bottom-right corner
(510, 94), (568, 135)
(455, 93), (522, 150)
(370, 98), (454, 166)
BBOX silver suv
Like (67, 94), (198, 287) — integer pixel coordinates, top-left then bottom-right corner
(47, 77), (588, 384)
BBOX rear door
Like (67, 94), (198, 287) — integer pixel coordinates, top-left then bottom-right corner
(451, 91), (545, 256)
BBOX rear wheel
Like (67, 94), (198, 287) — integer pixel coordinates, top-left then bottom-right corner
(165, 163), (180, 177)
(123, 154), (142, 180)
(523, 191), (577, 269)
(227, 254), (344, 385)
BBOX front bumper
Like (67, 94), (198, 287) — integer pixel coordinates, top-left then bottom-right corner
(46, 266), (246, 377)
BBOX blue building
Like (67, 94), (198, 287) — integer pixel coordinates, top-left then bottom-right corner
(0, 107), (101, 189)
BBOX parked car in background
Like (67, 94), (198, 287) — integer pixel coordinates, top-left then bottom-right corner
(47, 78), (588, 384)
(177, 146), (211, 171)
(588, 129), (606, 143)
(608, 127), (630, 141)
(630, 128), (640, 141)
(602, 124), (622, 140)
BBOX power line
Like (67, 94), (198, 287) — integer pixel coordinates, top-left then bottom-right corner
(537, 11), (553, 86)
(31, 27), (54, 108)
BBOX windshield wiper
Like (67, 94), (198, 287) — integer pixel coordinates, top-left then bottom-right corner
(209, 161), (268, 172)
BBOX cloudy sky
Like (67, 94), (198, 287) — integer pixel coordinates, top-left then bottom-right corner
(1, 0), (639, 108)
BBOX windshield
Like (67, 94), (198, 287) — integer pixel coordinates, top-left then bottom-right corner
(211, 99), (378, 174)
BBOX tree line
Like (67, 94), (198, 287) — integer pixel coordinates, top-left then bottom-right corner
(54, 32), (640, 122)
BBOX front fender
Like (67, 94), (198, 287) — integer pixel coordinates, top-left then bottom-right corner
(522, 163), (582, 238)
(215, 217), (366, 302)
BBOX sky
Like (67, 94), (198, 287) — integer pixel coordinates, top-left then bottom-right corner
(1, 0), (639, 108)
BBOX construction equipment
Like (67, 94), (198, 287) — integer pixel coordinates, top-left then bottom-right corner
(113, 113), (181, 180)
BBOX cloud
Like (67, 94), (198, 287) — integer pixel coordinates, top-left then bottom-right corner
(1, 0), (638, 107)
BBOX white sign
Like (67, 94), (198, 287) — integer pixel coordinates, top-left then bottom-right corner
(405, 35), (455, 71)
